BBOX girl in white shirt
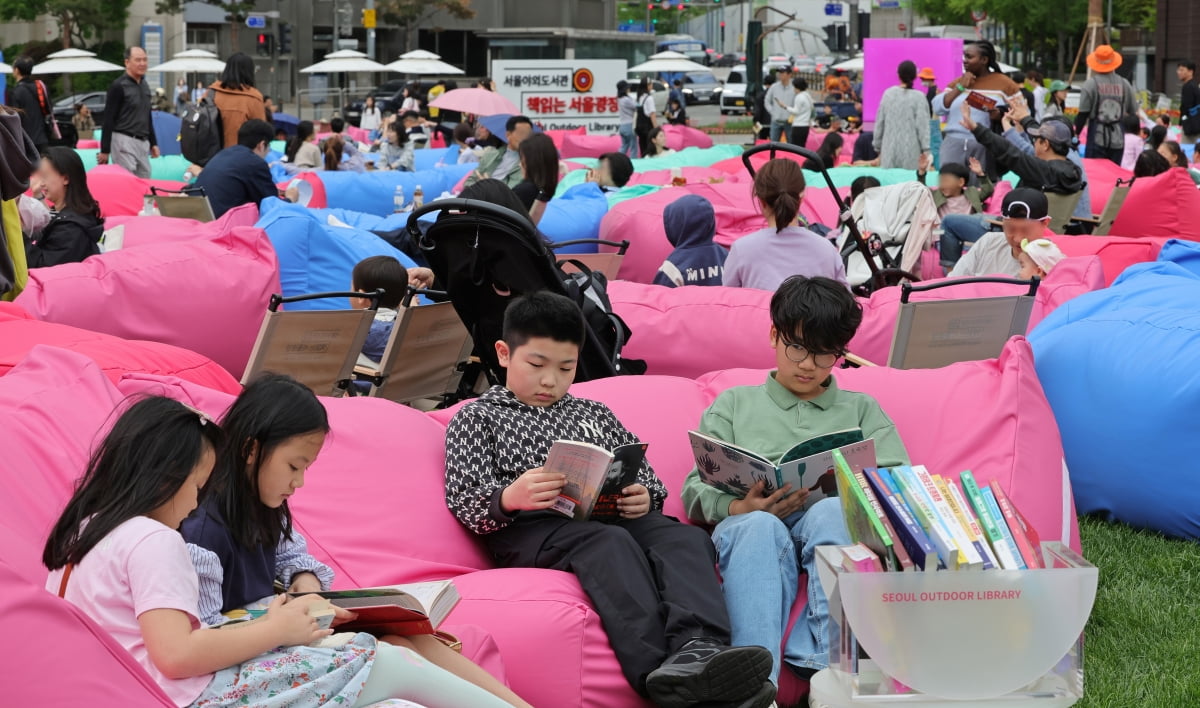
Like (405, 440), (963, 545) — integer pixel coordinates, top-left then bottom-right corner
(359, 95), (382, 133)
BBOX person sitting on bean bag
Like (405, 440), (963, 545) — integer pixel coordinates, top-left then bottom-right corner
(654, 194), (727, 288)
(25, 147), (103, 268)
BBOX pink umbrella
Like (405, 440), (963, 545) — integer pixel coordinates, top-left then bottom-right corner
(429, 87), (519, 116)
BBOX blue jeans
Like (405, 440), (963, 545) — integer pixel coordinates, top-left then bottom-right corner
(712, 499), (850, 684)
(770, 120), (789, 142)
(618, 123), (637, 158)
(939, 213), (992, 268)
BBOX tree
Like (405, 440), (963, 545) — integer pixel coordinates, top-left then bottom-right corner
(156, 0), (258, 43)
(0, 0), (133, 48)
(377, 0), (475, 52)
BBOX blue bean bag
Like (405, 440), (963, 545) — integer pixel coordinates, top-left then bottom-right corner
(538, 183), (609, 254)
(414, 146), (460, 172)
(317, 164), (474, 216)
(256, 199), (417, 310)
(1029, 239), (1200, 539)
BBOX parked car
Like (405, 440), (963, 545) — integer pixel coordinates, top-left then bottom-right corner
(53, 92), (106, 125)
(628, 76), (670, 112)
(683, 71), (722, 105)
(719, 65), (750, 115)
(791, 54), (817, 74)
(762, 55), (792, 75)
(713, 51), (745, 67)
(344, 79), (409, 127)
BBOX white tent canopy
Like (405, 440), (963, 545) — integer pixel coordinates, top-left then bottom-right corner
(629, 50), (709, 74)
(385, 49), (464, 75)
(149, 49), (226, 73)
(301, 50), (388, 74)
(32, 48), (122, 74)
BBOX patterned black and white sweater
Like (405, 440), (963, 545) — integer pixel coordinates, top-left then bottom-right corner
(445, 385), (669, 535)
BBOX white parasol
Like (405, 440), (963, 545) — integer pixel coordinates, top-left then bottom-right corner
(301, 50), (388, 74)
(629, 51), (710, 74)
(32, 48), (123, 74)
(149, 49), (227, 74)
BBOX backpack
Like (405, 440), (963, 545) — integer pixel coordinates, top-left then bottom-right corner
(558, 262), (646, 375)
(33, 80), (61, 141)
(635, 95), (653, 135)
(180, 98), (223, 166)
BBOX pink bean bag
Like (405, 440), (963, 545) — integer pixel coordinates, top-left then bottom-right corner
(277, 170), (329, 208)
(1048, 234), (1168, 286)
(1081, 157), (1132, 215)
(15, 224), (280, 379)
(600, 181), (764, 283)
(76, 138), (101, 149)
(662, 124), (714, 150)
(561, 132), (622, 159)
(0, 303), (239, 392)
(848, 256), (1106, 365)
(608, 281), (774, 379)
(104, 203), (260, 248)
(545, 127), (586, 152)
(345, 124), (371, 143)
(86, 165), (187, 218)
(626, 165), (745, 187)
(1109, 168), (1200, 240)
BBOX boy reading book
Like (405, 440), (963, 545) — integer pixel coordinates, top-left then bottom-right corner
(681, 275), (911, 688)
(445, 292), (775, 708)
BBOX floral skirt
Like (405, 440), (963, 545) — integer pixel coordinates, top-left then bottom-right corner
(190, 632), (377, 707)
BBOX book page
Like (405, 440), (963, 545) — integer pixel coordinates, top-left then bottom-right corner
(379, 580), (459, 626)
(689, 430), (781, 495)
(778, 438), (876, 511)
(545, 440), (614, 520)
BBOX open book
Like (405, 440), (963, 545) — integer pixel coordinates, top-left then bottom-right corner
(545, 440), (648, 521)
(285, 580), (460, 637)
(689, 429), (875, 511)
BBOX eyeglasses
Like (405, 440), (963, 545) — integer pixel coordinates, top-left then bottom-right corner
(780, 339), (842, 368)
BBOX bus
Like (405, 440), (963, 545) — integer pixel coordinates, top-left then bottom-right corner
(656, 34), (709, 66)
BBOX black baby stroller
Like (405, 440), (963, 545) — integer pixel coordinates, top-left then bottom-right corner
(406, 198), (643, 387)
(741, 142), (921, 296)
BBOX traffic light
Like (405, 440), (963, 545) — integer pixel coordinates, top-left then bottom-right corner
(256, 33), (270, 57)
(278, 23), (292, 55)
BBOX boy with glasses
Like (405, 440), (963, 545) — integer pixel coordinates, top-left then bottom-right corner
(681, 275), (910, 692)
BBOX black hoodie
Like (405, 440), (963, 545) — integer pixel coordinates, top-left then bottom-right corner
(26, 209), (103, 268)
(445, 386), (669, 535)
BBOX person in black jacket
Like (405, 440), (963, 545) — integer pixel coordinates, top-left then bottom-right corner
(1178, 61), (1200, 144)
(959, 101), (1084, 195)
(8, 56), (51, 151)
(26, 147), (103, 268)
(98, 46), (159, 178)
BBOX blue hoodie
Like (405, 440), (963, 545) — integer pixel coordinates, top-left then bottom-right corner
(653, 194), (728, 287)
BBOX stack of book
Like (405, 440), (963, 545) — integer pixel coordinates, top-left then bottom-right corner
(832, 450), (1042, 572)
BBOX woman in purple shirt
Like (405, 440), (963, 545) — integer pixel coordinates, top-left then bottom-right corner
(722, 159), (848, 290)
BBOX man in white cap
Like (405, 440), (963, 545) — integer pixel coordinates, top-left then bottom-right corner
(1074, 45), (1137, 165)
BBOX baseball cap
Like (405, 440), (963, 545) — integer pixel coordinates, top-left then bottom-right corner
(1020, 238), (1066, 273)
(1001, 188), (1049, 220)
(1027, 121), (1073, 146)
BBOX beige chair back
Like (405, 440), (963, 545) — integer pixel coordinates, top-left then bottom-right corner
(243, 307), (375, 396)
(1045, 191), (1083, 233)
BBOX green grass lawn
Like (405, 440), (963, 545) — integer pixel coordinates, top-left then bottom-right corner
(1077, 515), (1200, 707)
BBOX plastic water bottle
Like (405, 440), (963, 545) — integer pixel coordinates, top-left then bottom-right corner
(413, 185), (424, 209)
(393, 185), (405, 213)
(142, 195), (155, 216)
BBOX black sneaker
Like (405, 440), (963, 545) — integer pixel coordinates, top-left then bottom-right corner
(645, 639), (774, 707)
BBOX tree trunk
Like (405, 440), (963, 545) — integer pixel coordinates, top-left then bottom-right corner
(1056, 29), (1067, 77)
(60, 12), (73, 95)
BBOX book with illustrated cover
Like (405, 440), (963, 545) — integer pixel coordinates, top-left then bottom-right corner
(834, 449), (895, 569)
(853, 469), (913, 571)
(283, 580), (460, 637)
(690, 429), (874, 511)
(545, 440), (648, 521)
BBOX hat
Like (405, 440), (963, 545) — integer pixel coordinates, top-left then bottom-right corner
(1020, 238), (1066, 273)
(1027, 120), (1073, 146)
(1086, 45), (1123, 73)
(918, 67), (936, 81)
(1002, 188), (1049, 220)
(1047, 79), (1069, 92)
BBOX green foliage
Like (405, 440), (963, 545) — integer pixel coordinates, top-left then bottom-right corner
(377, 0), (475, 28)
(617, 2), (708, 35)
(0, 0), (133, 42)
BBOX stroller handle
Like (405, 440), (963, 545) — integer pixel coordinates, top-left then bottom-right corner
(405, 198), (535, 239)
(551, 239), (631, 255)
(900, 276), (1040, 303)
(741, 142), (847, 206)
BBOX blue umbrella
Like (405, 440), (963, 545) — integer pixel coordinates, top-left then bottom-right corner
(273, 112), (300, 137)
(478, 113), (543, 139)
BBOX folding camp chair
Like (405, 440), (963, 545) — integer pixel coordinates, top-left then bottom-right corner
(354, 287), (474, 405)
(242, 290), (383, 396)
(149, 185), (216, 222)
(1067, 177), (1135, 236)
(554, 239), (630, 281)
(1044, 191), (1084, 234)
(885, 277), (1040, 370)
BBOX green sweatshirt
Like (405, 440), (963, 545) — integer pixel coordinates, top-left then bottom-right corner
(681, 372), (911, 525)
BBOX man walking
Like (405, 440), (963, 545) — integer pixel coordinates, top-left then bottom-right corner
(98, 46), (159, 178)
(765, 66), (793, 143)
(1178, 60), (1199, 145)
(8, 56), (52, 152)
(1074, 45), (1136, 164)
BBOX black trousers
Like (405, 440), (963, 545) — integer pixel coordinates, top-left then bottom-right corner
(1086, 142), (1123, 165)
(789, 125), (810, 148)
(485, 511), (732, 693)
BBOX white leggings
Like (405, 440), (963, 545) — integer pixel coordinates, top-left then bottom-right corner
(351, 643), (513, 708)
